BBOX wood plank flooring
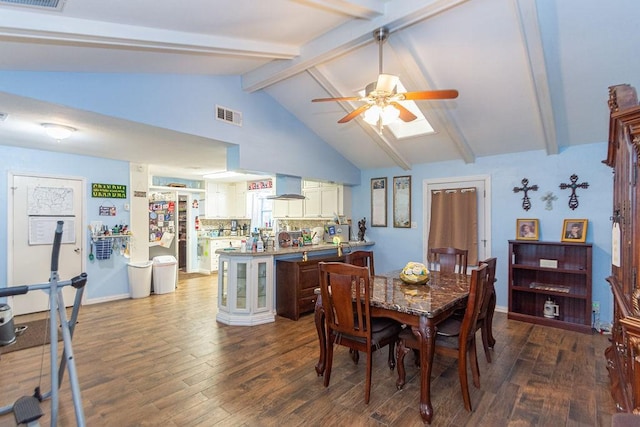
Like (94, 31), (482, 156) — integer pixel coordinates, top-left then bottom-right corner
(0, 273), (617, 426)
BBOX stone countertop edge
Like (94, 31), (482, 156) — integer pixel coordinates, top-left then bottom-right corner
(215, 241), (375, 257)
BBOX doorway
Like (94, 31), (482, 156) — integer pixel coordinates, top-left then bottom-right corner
(423, 175), (491, 265)
(8, 173), (85, 315)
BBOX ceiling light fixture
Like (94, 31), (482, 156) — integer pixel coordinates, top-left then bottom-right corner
(41, 123), (76, 141)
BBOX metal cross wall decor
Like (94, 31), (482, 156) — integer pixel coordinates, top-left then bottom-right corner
(559, 174), (589, 210)
(513, 178), (538, 211)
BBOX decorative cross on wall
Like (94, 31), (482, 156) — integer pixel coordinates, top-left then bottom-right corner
(559, 174), (589, 210)
(513, 178), (538, 211)
(541, 191), (558, 210)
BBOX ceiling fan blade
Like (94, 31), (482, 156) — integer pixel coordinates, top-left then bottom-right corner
(400, 89), (459, 100)
(338, 104), (372, 123)
(376, 74), (399, 93)
(390, 102), (417, 122)
(312, 96), (361, 102)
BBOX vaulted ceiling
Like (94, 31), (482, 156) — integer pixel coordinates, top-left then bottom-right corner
(0, 0), (638, 177)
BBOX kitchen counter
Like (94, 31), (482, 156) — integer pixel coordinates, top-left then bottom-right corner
(214, 240), (375, 258)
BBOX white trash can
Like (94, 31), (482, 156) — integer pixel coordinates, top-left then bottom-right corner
(127, 261), (153, 298)
(152, 255), (178, 294)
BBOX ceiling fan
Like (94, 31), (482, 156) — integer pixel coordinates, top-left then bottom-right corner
(312, 28), (458, 128)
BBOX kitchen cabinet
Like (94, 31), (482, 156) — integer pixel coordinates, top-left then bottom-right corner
(275, 255), (344, 320)
(198, 237), (243, 273)
(217, 255), (275, 325)
(205, 181), (229, 218)
(303, 182), (340, 218)
(272, 198), (303, 218)
(508, 240), (592, 333)
(229, 182), (248, 218)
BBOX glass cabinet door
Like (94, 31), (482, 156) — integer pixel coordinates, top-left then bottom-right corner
(256, 260), (267, 309)
(219, 258), (228, 310)
(235, 261), (248, 310)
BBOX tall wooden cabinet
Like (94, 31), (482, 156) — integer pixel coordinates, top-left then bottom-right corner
(604, 84), (640, 413)
(508, 240), (592, 333)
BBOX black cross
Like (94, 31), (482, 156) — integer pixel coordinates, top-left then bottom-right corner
(559, 174), (589, 210)
(513, 178), (538, 211)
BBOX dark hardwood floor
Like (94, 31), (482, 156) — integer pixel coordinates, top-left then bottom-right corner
(0, 273), (617, 426)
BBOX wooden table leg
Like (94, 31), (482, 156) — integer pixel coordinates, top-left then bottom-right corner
(314, 292), (326, 376)
(415, 316), (436, 424)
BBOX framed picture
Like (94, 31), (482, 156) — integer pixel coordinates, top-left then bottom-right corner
(561, 219), (587, 243)
(516, 218), (539, 240)
(371, 177), (387, 227)
(393, 176), (411, 228)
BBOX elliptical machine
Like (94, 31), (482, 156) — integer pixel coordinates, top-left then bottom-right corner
(0, 220), (88, 426)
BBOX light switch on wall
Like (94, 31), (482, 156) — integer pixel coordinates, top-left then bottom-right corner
(124, 203), (130, 211)
(411, 221), (417, 228)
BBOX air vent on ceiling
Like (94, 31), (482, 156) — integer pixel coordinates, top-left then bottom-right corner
(0, 113), (7, 121)
(216, 105), (242, 127)
(0, 0), (65, 10)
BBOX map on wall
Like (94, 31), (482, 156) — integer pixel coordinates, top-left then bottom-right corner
(27, 186), (74, 216)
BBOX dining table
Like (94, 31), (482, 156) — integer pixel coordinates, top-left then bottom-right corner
(314, 269), (471, 424)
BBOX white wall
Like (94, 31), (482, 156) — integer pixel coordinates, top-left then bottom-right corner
(352, 143), (614, 324)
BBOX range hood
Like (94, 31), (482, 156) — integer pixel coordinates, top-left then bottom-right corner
(267, 175), (306, 200)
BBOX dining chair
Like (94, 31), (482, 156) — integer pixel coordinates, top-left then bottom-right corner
(395, 263), (489, 411)
(345, 250), (375, 276)
(318, 262), (401, 404)
(475, 257), (497, 363)
(429, 247), (468, 274)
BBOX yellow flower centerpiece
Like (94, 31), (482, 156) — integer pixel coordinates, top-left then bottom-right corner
(400, 262), (430, 285)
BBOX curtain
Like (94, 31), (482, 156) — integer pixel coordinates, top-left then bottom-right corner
(428, 188), (478, 265)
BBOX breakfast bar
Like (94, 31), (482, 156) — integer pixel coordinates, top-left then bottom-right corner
(215, 241), (374, 325)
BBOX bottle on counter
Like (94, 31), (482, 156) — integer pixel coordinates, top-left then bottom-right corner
(240, 240), (247, 253)
(256, 239), (264, 252)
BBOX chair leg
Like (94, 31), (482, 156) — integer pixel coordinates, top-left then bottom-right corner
(387, 341), (396, 370)
(395, 339), (410, 390)
(486, 293), (497, 348)
(350, 349), (360, 365)
(470, 338), (481, 389)
(324, 343), (334, 388)
(364, 350), (373, 404)
(481, 322), (492, 363)
(458, 349), (472, 412)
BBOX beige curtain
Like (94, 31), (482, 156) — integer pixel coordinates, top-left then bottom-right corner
(428, 188), (478, 265)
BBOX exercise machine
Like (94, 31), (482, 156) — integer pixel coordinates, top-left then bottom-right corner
(0, 220), (88, 426)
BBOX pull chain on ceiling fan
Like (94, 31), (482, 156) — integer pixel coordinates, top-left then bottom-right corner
(312, 27), (459, 130)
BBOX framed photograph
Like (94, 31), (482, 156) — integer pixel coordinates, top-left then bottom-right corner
(371, 177), (387, 227)
(516, 219), (539, 240)
(393, 176), (411, 228)
(561, 219), (587, 243)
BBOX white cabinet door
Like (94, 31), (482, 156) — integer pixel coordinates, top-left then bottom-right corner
(303, 187), (321, 217)
(272, 199), (303, 218)
(233, 183), (247, 218)
(206, 182), (229, 218)
(320, 185), (339, 217)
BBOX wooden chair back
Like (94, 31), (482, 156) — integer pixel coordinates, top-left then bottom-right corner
(319, 262), (372, 346)
(345, 250), (375, 276)
(429, 247), (468, 274)
(459, 263), (488, 345)
(476, 257), (497, 362)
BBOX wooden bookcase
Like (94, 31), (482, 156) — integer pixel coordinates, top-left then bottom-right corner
(508, 240), (592, 333)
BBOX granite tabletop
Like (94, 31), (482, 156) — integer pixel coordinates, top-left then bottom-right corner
(215, 240), (375, 257)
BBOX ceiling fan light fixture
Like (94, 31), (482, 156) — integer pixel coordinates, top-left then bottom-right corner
(363, 104), (400, 126)
(42, 123), (76, 141)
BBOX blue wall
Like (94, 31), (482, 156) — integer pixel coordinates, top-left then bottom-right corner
(0, 72), (360, 185)
(0, 146), (131, 301)
(352, 143), (614, 324)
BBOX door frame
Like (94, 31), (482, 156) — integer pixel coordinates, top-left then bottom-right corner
(422, 174), (492, 265)
(7, 171), (87, 310)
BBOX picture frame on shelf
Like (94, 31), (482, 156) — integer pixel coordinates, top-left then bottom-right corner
(393, 176), (411, 228)
(371, 177), (387, 227)
(516, 218), (539, 241)
(561, 219), (587, 243)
